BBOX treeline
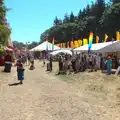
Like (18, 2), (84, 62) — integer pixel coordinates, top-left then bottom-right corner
(12, 41), (39, 50)
(0, 0), (11, 46)
(40, 0), (120, 44)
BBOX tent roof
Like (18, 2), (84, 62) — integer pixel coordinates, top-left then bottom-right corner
(30, 41), (60, 51)
(74, 41), (120, 53)
(50, 49), (72, 56)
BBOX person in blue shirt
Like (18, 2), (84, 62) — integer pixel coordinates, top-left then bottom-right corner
(105, 56), (112, 75)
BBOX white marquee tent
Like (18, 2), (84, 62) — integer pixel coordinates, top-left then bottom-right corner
(74, 41), (120, 53)
(30, 41), (60, 51)
(50, 49), (72, 56)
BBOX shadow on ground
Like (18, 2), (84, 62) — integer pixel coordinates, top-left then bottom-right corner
(8, 82), (22, 86)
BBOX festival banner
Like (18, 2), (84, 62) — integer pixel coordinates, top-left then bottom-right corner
(70, 41), (74, 48)
(52, 37), (55, 51)
(63, 43), (66, 48)
(96, 36), (99, 43)
(83, 38), (88, 45)
(88, 32), (93, 52)
(74, 41), (78, 48)
(116, 31), (120, 40)
(78, 40), (82, 47)
(104, 34), (108, 42)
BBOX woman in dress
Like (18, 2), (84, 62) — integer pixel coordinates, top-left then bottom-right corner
(16, 57), (25, 84)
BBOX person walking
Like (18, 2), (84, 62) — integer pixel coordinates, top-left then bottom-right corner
(16, 56), (25, 84)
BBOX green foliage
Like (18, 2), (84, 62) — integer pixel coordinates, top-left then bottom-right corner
(0, 47), (4, 52)
(40, 0), (120, 44)
(12, 41), (39, 50)
(0, 0), (11, 46)
(0, 0), (7, 24)
(0, 24), (11, 46)
(100, 2), (120, 38)
(13, 41), (26, 50)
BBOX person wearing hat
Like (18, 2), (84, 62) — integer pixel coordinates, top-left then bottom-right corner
(105, 56), (112, 75)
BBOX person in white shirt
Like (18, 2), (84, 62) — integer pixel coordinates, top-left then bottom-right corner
(115, 57), (120, 75)
(96, 54), (101, 70)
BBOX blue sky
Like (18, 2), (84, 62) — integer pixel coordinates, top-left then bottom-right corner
(5, 0), (95, 43)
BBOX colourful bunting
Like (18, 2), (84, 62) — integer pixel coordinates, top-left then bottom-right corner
(52, 37), (55, 51)
(88, 32), (93, 52)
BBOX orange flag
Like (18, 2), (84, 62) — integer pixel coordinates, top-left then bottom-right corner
(70, 41), (74, 48)
(116, 31), (120, 40)
(63, 43), (66, 48)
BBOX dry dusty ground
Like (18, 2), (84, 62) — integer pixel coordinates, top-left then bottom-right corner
(0, 60), (120, 120)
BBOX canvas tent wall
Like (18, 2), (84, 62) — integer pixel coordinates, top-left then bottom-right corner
(30, 41), (60, 51)
(74, 41), (120, 53)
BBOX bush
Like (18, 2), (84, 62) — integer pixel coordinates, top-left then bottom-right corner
(0, 48), (4, 58)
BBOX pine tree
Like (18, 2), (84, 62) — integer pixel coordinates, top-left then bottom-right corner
(69, 12), (75, 22)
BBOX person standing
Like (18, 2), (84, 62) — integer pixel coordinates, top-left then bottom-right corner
(16, 57), (25, 84)
(27, 54), (31, 66)
(105, 56), (112, 75)
(49, 55), (52, 72)
(115, 57), (120, 75)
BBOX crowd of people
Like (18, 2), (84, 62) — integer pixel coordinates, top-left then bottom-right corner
(54, 52), (120, 75)
(2, 50), (120, 85)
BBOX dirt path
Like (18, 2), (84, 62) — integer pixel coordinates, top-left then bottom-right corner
(0, 61), (120, 120)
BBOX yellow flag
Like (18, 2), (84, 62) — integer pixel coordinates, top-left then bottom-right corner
(119, 32), (120, 40)
(104, 34), (108, 42)
(74, 40), (78, 48)
(83, 38), (88, 45)
(96, 36), (99, 43)
(116, 31), (120, 40)
(78, 40), (82, 47)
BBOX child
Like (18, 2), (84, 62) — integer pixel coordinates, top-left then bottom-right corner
(16, 59), (25, 84)
(43, 57), (45, 67)
(29, 60), (35, 70)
